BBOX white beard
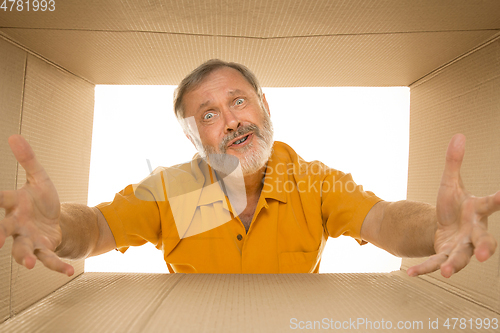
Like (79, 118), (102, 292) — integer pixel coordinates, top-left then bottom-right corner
(195, 111), (274, 176)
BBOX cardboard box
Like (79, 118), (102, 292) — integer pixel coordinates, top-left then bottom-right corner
(0, 1), (499, 331)
(0, 272), (498, 332)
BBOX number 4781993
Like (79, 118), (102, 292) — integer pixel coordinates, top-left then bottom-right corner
(1, 0), (55, 12)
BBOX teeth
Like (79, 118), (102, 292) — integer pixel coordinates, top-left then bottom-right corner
(234, 135), (248, 145)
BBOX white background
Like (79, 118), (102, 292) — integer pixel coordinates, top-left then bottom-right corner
(85, 85), (410, 273)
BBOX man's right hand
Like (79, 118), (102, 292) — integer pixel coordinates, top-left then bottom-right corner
(0, 135), (74, 276)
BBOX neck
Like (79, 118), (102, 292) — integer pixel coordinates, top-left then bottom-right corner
(216, 163), (267, 231)
(214, 163), (266, 206)
(242, 165), (266, 199)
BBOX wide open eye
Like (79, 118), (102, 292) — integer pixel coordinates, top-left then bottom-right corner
(203, 112), (215, 120)
(235, 98), (245, 106)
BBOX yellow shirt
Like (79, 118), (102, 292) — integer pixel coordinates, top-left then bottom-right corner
(97, 141), (382, 273)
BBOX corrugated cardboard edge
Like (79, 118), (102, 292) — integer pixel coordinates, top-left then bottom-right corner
(0, 33), (95, 320)
(393, 271), (499, 315)
(1, 1), (500, 86)
(403, 29), (500, 312)
(0, 36), (27, 322)
(0, 273), (185, 333)
(1, 272), (499, 333)
(9, 51), (93, 314)
(409, 31), (500, 88)
(0, 32), (94, 85)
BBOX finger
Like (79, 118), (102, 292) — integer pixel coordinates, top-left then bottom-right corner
(471, 227), (497, 262)
(475, 190), (500, 216)
(8, 135), (49, 182)
(11, 236), (37, 269)
(35, 248), (74, 276)
(0, 190), (18, 210)
(33, 234), (54, 250)
(407, 253), (448, 277)
(0, 217), (16, 248)
(440, 243), (474, 278)
(441, 134), (466, 185)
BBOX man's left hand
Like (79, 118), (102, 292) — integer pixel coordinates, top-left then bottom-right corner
(407, 134), (500, 278)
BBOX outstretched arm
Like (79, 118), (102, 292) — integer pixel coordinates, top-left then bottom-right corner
(360, 200), (437, 259)
(56, 204), (116, 259)
(361, 134), (499, 278)
(0, 135), (116, 276)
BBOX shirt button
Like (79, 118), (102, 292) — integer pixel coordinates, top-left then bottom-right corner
(237, 234), (243, 241)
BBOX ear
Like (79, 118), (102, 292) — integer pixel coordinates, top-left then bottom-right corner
(180, 119), (196, 146)
(185, 133), (195, 146)
(262, 93), (270, 116)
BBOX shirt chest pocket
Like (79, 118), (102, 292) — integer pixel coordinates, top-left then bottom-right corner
(278, 249), (320, 273)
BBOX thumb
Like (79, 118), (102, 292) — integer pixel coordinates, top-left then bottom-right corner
(441, 134), (466, 185)
(8, 135), (47, 182)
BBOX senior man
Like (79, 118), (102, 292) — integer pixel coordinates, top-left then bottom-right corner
(0, 59), (499, 277)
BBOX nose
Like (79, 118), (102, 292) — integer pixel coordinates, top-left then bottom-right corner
(223, 108), (240, 133)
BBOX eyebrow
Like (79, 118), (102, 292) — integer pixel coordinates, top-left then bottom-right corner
(196, 89), (245, 112)
(228, 89), (244, 96)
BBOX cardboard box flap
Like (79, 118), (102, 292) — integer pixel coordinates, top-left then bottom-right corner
(0, 272), (498, 332)
(404, 36), (500, 312)
(1, 273), (183, 333)
(0, 40), (95, 320)
(0, 37), (26, 322)
(1, 29), (497, 87)
(1, 0), (499, 38)
(1, 1), (499, 86)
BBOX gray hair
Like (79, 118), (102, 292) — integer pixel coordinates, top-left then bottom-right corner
(174, 59), (264, 120)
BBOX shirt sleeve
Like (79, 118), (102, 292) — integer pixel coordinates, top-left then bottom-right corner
(96, 172), (167, 253)
(321, 172), (383, 245)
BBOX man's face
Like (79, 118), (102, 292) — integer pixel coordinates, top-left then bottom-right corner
(182, 67), (273, 175)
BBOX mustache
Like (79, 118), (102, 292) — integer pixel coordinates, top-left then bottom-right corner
(219, 124), (262, 152)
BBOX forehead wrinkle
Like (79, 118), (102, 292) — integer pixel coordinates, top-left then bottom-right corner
(227, 89), (244, 96)
(196, 89), (246, 112)
(198, 100), (212, 111)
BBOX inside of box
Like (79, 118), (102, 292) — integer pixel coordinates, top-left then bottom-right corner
(0, 1), (499, 327)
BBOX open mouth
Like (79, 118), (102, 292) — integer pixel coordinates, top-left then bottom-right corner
(229, 133), (252, 147)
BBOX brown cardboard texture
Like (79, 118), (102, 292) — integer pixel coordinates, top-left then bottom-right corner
(0, 0), (499, 331)
(0, 34), (93, 320)
(8, 52), (94, 315)
(0, 273), (499, 333)
(0, 0), (499, 86)
(404, 37), (500, 312)
(0, 37), (25, 322)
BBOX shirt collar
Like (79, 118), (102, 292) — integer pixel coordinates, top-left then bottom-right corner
(193, 155), (230, 211)
(260, 146), (288, 203)
(192, 145), (289, 208)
